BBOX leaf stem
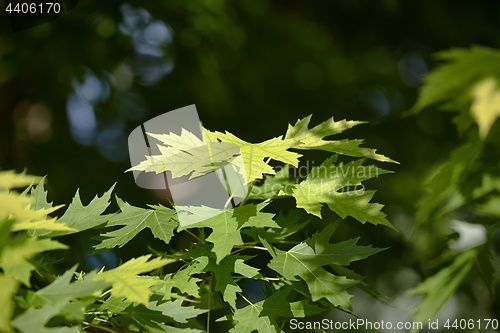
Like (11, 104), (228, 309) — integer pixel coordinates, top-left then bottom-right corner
(82, 322), (120, 333)
(184, 229), (203, 243)
(262, 277), (281, 281)
(98, 289), (112, 298)
(239, 181), (256, 206)
(238, 292), (253, 306)
(233, 245), (268, 250)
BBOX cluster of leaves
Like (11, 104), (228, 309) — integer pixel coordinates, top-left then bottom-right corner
(0, 115), (396, 332)
(409, 45), (500, 330)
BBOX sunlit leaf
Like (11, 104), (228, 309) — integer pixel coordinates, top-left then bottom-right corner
(45, 184), (115, 236)
(412, 46), (500, 113)
(470, 78), (500, 139)
(206, 130), (301, 183)
(94, 255), (174, 305)
(12, 304), (78, 333)
(285, 115), (397, 163)
(292, 156), (393, 227)
(0, 237), (67, 286)
(0, 170), (41, 190)
(0, 275), (17, 333)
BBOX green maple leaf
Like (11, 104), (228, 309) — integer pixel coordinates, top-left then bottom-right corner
(259, 286), (326, 318)
(243, 209), (310, 247)
(195, 255), (260, 309)
(26, 267), (108, 323)
(39, 184), (115, 237)
(0, 274), (17, 333)
(292, 156), (393, 227)
(148, 128), (206, 151)
(149, 299), (207, 323)
(93, 254), (174, 305)
(219, 287), (325, 333)
(35, 267), (108, 306)
(409, 249), (477, 332)
(159, 244), (213, 299)
(177, 206), (243, 263)
(206, 130), (301, 183)
(178, 203), (278, 263)
(416, 141), (480, 224)
(168, 262), (204, 298)
(411, 46), (500, 136)
(12, 265), (100, 332)
(30, 177), (53, 211)
(224, 301), (278, 333)
(128, 128), (240, 180)
(266, 223), (384, 308)
(95, 198), (177, 249)
(285, 115), (397, 163)
(0, 176), (69, 233)
(105, 299), (205, 332)
(99, 296), (130, 313)
(99, 295), (205, 332)
(12, 304), (78, 333)
(325, 190), (392, 227)
(412, 46), (500, 113)
(129, 141), (239, 179)
(0, 237), (67, 286)
(248, 165), (296, 200)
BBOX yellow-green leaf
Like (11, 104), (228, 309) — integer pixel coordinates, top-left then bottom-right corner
(286, 115), (397, 163)
(12, 218), (76, 232)
(292, 156), (394, 228)
(0, 275), (17, 333)
(0, 238), (68, 286)
(471, 78), (500, 139)
(93, 255), (174, 305)
(0, 170), (41, 190)
(207, 130), (301, 183)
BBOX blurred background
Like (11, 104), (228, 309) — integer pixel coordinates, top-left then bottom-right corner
(1, 0), (499, 331)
